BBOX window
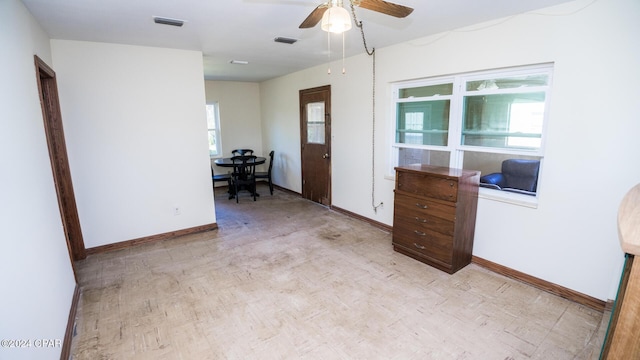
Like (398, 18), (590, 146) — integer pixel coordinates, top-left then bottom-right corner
(206, 102), (222, 157)
(396, 82), (452, 147)
(391, 64), (553, 205)
(306, 102), (326, 144)
(461, 73), (548, 150)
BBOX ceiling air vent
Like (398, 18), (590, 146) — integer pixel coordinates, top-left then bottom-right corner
(153, 16), (185, 27)
(274, 37), (298, 45)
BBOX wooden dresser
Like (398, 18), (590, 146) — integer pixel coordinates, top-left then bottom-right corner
(601, 183), (640, 358)
(392, 164), (480, 274)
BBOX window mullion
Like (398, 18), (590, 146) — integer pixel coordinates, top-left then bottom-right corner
(448, 77), (464, 168)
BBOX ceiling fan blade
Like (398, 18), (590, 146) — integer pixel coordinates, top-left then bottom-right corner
(299, 3), (329, 28)
(357, 0), (414, 18)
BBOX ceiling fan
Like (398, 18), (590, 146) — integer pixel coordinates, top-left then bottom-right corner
(299, 0), (414, 29)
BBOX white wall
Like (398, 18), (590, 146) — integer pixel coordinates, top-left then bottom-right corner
(204, 81), (263, 176)
(0, 1), (76, 359)
(260, 0), (640, 301)
(260, 72), (318, 193)
(51, 40), (215, 249)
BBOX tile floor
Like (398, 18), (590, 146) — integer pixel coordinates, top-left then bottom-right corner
(71, 185), (607, 359)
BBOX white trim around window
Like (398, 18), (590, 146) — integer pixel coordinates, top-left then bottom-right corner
(389, 63), (554, 207)
(206, 102), (222, 157)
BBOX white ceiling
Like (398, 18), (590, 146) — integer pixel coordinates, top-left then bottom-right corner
(22, 0), (573, 82)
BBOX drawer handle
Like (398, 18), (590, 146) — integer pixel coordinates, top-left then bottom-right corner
(414, 230), (426, 236)
(415, 217), (427, 223)
(416, 203), (428, 209)
(413, 243), (426, 250)
(450, 182), (454, 187)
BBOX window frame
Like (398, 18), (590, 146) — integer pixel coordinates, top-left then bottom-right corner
(206, 102), (222, 158)
(390, 64), (553, 207)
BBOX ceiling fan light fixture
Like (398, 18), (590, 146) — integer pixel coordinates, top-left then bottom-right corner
(320, 5), (352, 34)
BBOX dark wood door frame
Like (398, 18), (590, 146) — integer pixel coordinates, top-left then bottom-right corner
(34, 55), (86, 265)
(300, 85), (332, 205)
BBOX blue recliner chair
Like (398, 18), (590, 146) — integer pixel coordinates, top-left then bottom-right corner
(480, 159), (540, 196)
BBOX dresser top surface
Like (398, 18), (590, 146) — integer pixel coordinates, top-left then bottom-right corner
(395, 164), (480, 179)
(619, 183), (640, 255)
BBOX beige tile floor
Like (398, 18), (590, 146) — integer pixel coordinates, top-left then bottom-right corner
(71, 185), (607, 359)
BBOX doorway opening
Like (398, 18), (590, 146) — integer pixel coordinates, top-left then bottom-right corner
(34, 55), (86, 270)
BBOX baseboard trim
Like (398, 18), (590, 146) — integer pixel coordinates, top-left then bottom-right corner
(272, 184), (301, 197)
(472, 256), (606, 311)
(258, 185), (391, 232)
(215, 183), (299, 197)
(60, 284), (80, 360)
(330, 205), (393, 233)
(85, 223), (218, 255)
(604, 299), (614, 313)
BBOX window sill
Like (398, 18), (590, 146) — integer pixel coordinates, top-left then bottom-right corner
(386, 173), (538, 208)
(478, 187), (538, 209)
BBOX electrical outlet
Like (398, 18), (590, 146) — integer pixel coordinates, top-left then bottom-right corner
(174, 206), (181, 216)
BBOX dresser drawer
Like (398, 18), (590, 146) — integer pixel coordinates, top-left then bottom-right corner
(394, 212), (455, 237)
(393, 227), (453, 265)
(394, 193), (455, 223)
(396, 172), (458, 202)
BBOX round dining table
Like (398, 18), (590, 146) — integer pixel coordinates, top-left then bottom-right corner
(213, 156), (266, 167)
(213, 156), (266, 199)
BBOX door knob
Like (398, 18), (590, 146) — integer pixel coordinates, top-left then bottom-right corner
(322, 153), (330, 159)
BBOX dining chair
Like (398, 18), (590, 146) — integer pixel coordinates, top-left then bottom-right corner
(231, 149), (254, 156)
(211, 167), (231, 187)
(231, 155), (257, 202)
(255, 150), (274, 195)
(212, 166), (233, 199)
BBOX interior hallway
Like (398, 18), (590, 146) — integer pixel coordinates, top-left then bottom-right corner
(71, 184), (606, 359)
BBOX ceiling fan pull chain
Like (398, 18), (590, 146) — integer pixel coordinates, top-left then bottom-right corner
(342, 32), (346, 74)
(327, 31), (331, 74)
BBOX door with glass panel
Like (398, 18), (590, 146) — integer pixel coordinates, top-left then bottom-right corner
(300, 85), (331, 205)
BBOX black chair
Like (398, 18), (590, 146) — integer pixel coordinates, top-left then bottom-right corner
(231, 155), (257, 202)
(480, 159), (540, 196)
(212, 167), (232, 199)
(255, 150), (274, 195)
(231, 149), (254, 156)
(211, 167), (231, 187)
